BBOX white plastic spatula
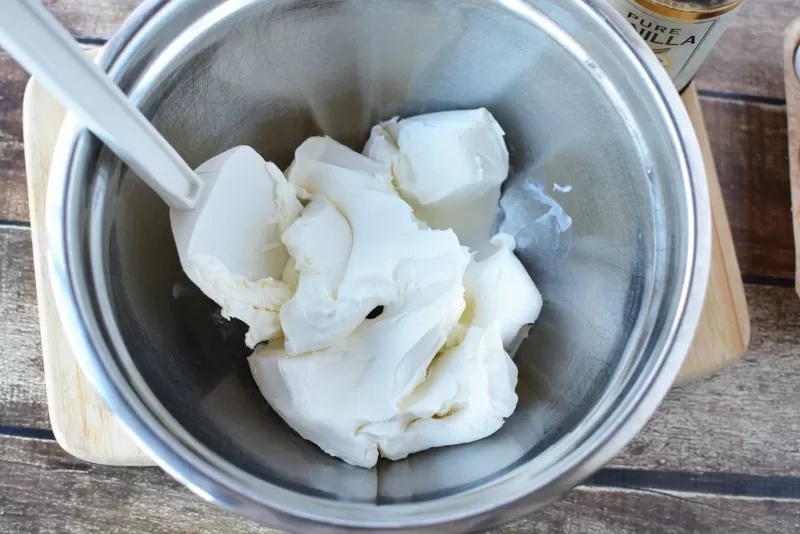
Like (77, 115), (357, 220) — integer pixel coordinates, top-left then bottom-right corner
(0, 0), (285, 281)
(0, 0), (201, 211)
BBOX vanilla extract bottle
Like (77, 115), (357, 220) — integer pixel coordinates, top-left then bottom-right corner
(608, 0), (745, 91)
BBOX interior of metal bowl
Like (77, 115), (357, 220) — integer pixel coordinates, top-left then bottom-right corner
(53, 0), (701, 527)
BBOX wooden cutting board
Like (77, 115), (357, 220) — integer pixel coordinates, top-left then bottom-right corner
(22, 50), (153, 466)
(785, 17), (800, 298)
(23, 64), (749, 464)
(679, 84), (751, 382)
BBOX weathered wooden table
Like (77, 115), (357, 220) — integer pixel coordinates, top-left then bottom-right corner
(2, 1), (800, 532)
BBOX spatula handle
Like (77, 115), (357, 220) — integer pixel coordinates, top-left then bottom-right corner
(0, 0), (201, 210)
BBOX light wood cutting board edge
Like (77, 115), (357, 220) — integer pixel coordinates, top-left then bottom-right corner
(23, 72), (749, 464)
(678, 85), (751, 382)
(22, 51), (154, 466)
(785, 17), (800, 298)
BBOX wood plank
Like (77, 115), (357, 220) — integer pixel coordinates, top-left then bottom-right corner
(702, 95), (793, 281)
(785, 17), (800, 298)
(0, 435), (267, 534)
(1, 434), (799, 534)
(1, 237), (799, 472)
(0, 51), (31, 223)
(501, 487), (800, 534)
(2, 78), (794, 277)
(695, 0), (796, 100)
(0, 225), (798, 522)
(612, 284), (800, 476)
(0, 227), (47, 428)
(43, 0), (133, 40)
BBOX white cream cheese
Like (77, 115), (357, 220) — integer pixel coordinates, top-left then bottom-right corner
(184, 254), (292, 348)
(249, 321), (517, 467)
(250, 136), (474, 467)
(463, 233), (543, 349)
(364, 108), (510, 255)
(180, 112), (543, 468)
(248, 230), (538, 467)
(278, 194), (355, 354)
(364, 108), (509, 206)
(282, 136), (470, 356)
(171, 146), (302, 347)
(362, 324), (518, 461)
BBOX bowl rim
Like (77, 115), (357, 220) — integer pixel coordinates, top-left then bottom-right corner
(45, 0), (711, 531)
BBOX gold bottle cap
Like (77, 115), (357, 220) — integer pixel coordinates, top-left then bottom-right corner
(632, 0), (742, 20)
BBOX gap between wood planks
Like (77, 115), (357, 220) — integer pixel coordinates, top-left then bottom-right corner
(697, 90), (787, 107)
(74, 36), (108, 46)
(590, 469), (800, 500)
(0, 220), (31, 229)
(0, 425), (54, 440)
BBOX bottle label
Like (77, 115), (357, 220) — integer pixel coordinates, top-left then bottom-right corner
(608, 0), (741, 89)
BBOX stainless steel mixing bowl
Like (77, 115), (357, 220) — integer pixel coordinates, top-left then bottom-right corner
(47, 0), (710, 531)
